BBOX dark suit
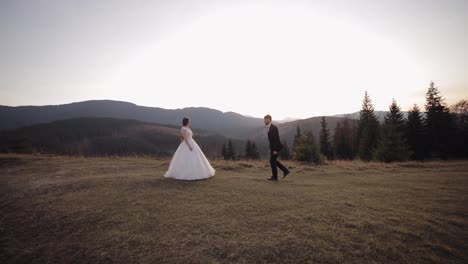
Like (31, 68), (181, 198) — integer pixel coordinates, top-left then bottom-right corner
(267, 124), (288, 179)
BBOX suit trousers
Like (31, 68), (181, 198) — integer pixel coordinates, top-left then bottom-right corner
(270, 151), (288, 178)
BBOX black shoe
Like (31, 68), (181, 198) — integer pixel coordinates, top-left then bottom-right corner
(282, 170), (290, 179)
(267, 177), (278, 181)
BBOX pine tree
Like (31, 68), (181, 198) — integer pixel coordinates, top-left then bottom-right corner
(244, 140), (260, 160)
(245, 140), (252, 159)
(227, 139), (236, 160)
(386, 99), (405, 130)
(279, 142), (291, 160)
(425, 82), (453, 159)
(294, 131), (322, 164)
(319, 116), (333, 160)
(333, 118), (355, 159)
(292, 125), (302, 158)
(250, 142), (260, 159)
(221, 143), (228, 160)
(357, 91), (380, 161)
(450, 99), (468, 158)
(350, 117), (359, 157)
(375, 99), (412, 162)
(405, 104), (427, 160)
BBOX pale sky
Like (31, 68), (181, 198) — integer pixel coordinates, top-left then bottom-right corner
(1, 0), (467, 119)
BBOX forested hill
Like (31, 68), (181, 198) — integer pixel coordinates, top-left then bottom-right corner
(0, 117), (247, 158)
(0, 100), (263, 138)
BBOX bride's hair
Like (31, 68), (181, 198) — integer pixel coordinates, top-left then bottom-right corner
(182, 117), (190, 126)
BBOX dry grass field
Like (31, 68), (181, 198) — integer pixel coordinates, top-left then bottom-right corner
(1, 154), (467, 264)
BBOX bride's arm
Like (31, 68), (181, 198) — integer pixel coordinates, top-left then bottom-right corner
(181, 129), (193, 151)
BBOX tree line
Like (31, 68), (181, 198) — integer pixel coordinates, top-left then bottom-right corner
(221, 139), (261, 160)
(291, 82), (468, 163)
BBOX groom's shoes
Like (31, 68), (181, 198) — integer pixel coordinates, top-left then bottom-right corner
(267, 176), (278, 181)
(282, 170), (290, 179)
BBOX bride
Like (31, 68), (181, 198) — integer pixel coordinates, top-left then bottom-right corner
(164, 117), (215, 180)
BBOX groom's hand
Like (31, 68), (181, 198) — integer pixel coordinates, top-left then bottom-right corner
(272, 151), (278, 155)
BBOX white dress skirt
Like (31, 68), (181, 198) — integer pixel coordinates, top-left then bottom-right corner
(164, 126), (215, 180)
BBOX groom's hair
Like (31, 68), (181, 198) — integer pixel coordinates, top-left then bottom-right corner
(182, 117), (190, 126)
(264, 115), (272, 120)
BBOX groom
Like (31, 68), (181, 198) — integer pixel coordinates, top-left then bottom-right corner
(264, 115), (290, 181)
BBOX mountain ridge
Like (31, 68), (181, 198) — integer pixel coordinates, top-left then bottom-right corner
(0, 100), (264, 138)
(1, 99), (413, 144)
(0, 117), (250, 158)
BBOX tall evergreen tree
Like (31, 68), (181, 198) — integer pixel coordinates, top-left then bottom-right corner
(375, 100), (412, 162)
(350, 117), (359, 157)
(294, 131), (322, 164)
(221, 143), (228, 160)
(250, 142), (260, 160)
(319, 116), (333, 160)
(405, 104), (427, 160)
(292, 125), (302, 159)
(245, 140), (252, 159)
(357, 91), (380, 161)
(386, 99), (405, 129)
(425, 82), (453, 159)
(333, 118), (355, 159)
(244, 140), (260, 160)
(450, 99), (468, 158)
(279, 142), (291, 160)
(227, 139), (236, 160)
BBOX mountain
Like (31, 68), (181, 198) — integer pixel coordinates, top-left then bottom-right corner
(1, 100), (415, 153)
(0, 100), (264, 138)
(0, 117), (250, 158)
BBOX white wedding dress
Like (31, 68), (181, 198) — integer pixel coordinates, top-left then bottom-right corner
(164, 126), (215, 180)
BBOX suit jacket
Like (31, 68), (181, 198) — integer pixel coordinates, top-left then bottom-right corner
(268, 124), (283, 152)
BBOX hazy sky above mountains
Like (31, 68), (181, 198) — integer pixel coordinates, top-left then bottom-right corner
(1, 0), (467, 119)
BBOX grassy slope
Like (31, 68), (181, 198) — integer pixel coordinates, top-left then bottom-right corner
(1, 155), (467, 264)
